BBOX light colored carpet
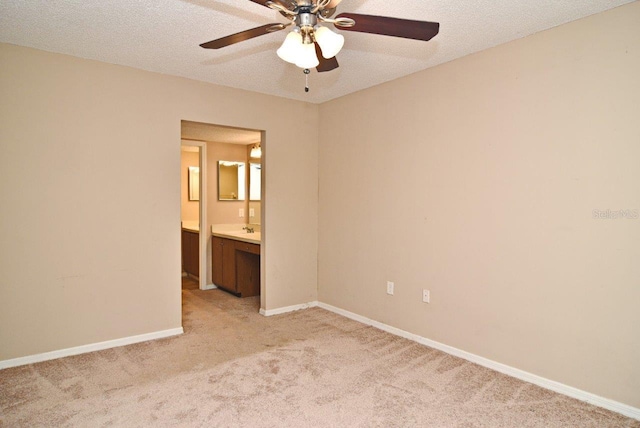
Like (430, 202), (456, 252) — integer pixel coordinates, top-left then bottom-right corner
(1, 278), (637, 427)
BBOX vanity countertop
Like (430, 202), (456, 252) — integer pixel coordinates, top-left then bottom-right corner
(211, 224), (261, 245)
(181, 221), (199, 233)
(211, 230), (261, 245)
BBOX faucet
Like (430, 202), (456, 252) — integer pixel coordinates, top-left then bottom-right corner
(243, 226), (255, 234)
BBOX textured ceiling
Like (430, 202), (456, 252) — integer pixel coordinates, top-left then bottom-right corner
(0, 0), (634, 104)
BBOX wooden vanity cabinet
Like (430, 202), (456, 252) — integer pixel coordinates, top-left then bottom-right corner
(212, 236), (236, 292)
(212, 236), (260, 297)
(181, 229), (199, 277)
(235, 241), (260, 255)
(235, 242), (260, 298)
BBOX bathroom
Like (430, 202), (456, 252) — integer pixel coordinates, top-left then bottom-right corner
(180, 120), (262, 297)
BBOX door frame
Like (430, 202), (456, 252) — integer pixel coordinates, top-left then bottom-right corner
(181, 139), (212, 290)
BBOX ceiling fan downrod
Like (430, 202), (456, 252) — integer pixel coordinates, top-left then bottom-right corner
(304, 68), (311, 92)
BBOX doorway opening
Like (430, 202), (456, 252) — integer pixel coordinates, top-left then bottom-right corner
(180, 142), (207, 288)
(180, 120), (264, 305)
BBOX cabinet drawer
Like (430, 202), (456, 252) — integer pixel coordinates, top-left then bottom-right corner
(235, 241), (260, 255)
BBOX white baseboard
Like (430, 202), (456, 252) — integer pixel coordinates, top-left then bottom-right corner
(317, 302), (640, 421)
(0, 327), (184, 370)
(260, 301), (319, 317)
(202, 283), (217, 290)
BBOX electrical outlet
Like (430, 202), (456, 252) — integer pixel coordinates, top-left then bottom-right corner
(249, 208), (255, 217)
(422, 289), (430, 303)
(239, 208), (244, 217)
(387, 281), (394, 295)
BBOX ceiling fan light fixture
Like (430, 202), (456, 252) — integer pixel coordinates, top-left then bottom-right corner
(277, 31), (303, 64)
(295, 42), (320, 69)
(314, 26), (344, 59)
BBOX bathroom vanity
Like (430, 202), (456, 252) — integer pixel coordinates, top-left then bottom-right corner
(211, 230), (260, 297)
(181, 225), (199, 278)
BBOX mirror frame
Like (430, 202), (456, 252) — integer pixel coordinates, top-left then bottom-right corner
(217, 161), (246, 201)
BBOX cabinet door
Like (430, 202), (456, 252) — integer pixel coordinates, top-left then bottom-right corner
(236, 248), (260, 297)
(182, 230), (199, 277)
(222, 238), (237, 291)
(211, 236), (224, 287)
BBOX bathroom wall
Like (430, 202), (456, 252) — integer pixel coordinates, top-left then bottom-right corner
(206, 140), (248, 225)
(180, 147), (199, 225)
(318, 2), (640, 408)
(249, 200), (262, 226)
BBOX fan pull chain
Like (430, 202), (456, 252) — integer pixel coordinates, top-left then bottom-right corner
(304, 68), (310, 93)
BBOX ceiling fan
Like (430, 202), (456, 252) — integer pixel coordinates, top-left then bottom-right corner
(200, 0), (439, 89)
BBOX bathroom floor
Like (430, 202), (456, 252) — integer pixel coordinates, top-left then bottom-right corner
(181, 275), (199, 290)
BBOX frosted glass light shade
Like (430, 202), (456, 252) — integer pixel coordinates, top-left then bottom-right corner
(314, 26), (344, 59)
(277, 31), (303, 64)
(250, 145), (261, 158)
(295, 42), (319, 69)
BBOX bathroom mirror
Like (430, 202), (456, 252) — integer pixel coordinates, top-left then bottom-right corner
(188, 166), (200, 201)
(218, 161), (245, 201)
(249, 163), (261, 201)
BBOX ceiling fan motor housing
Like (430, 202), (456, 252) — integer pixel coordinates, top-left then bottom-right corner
(296, 10), (318, 43)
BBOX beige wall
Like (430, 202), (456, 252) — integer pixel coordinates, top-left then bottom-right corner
(0, 42), (319, 361)
(180, 149), (199, 224)
(318, 3), (640, 408)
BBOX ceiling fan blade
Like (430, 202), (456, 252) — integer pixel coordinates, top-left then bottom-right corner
(325, 0), (343, 8)
(248, 0), (294, 9)
(200, 23), (287, 49)
(315, 43), (339, 72)
(335, 13), (439, 42)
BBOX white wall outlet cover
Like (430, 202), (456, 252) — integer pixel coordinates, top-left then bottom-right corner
(239, 208), (244, 217)
(422, 289), (430, 303)
(387, 281), (394, 295)
(249, 208), (255, 217)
